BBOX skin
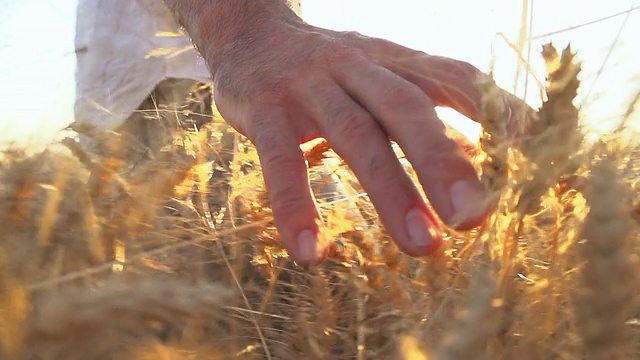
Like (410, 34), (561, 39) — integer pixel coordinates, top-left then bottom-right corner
(162, 0), (533, 265)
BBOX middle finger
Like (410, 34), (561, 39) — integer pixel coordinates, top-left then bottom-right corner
(334, 62), (488, 229)
(294, 77), (443, 256)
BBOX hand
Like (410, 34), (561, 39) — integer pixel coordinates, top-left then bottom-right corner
(203, 15), (529, 265)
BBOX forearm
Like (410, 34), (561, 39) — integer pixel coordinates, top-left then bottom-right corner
(163, 0), (300, 71)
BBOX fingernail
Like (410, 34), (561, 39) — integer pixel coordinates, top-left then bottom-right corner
(296, 229), (321, 264)
(405, 208), (441, 248)
(450, 180), (487, 227)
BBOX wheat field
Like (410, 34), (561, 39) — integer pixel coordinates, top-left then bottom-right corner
(0, 40), (639, 360)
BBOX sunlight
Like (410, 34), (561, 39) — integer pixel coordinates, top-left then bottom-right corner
(0, 1), (638, 147)
(1, 3), (639, 358)
(302, 0), (640, 142)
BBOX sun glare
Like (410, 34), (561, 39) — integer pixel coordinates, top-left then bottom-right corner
(0, 1), (639, 147)
(302, 0), (640, 143)
(1, 2), (640, 358)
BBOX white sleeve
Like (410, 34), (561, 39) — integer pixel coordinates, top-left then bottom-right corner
(73, 0), (210, 133)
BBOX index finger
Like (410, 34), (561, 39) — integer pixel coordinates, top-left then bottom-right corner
(365, 40), (536, 137)
(395, 55), (534, 136)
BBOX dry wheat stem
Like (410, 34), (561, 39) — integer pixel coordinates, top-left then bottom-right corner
(575, 155), (634, 358)
(28, 218), (273, 291)
(197, 155), (273, 360)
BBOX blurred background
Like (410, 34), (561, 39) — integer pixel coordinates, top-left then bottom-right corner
(0, 0), (638, 147)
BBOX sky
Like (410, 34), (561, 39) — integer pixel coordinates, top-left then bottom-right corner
(0, 0), (638, 147)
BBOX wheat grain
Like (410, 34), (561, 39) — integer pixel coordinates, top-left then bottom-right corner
(574, 155), (635, 359)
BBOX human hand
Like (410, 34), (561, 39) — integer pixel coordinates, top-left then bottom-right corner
(198, 9), (531, 265)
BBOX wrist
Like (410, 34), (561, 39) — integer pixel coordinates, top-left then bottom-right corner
(169, 0), (303, 73)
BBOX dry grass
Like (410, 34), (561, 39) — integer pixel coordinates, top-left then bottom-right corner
(0, 43), (639, 360)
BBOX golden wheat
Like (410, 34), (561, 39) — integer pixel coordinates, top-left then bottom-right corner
(0, 42), (638, 360)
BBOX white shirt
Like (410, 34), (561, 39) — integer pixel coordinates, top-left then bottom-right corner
(74, 0), (211, 132)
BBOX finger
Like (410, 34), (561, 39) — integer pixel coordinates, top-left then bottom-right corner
(294, 78), (442, 256)
(334, 63), (488, 229)
(246, 108), (328, 265)
(361, 39), (537, 137)
(398, 56), (537, 138)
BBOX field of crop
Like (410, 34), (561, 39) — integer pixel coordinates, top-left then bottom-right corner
(0, 41), (639, 359)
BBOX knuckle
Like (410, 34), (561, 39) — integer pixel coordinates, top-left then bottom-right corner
(340, 30), (365, 39)
(249, 125), (299, 172)
(430, 56), (479, 78)
(249, 80), (291, 106)
(366, 155), (406, 192)
(338, 30), (367, 45)
(269, 183), (308, 215)
(246, 116), (273, 145)
(381, 83), (425, 110)
(259, 145), (300, 172)
(446, 58), (480, 79)
(410, 48), (428, 57)
(456, 60), (480, 76)
(325, 43), (363, 64)
(255, 142), (302, 176)
(357, 156), (419, 211)
(248, 123), (311, 217)
(412, 135), (466, 173)
(324, 106), (376, 140)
